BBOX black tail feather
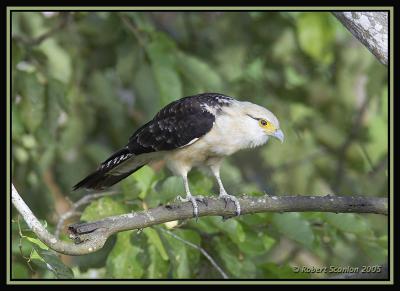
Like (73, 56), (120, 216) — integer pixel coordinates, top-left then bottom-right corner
(72, 165), (144, 191)
(73, 147), (145, 191)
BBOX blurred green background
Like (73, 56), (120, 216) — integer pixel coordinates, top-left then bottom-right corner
(11, 11), (388, 279)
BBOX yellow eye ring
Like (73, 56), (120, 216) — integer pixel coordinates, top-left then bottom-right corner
(259, 119), (269, 127)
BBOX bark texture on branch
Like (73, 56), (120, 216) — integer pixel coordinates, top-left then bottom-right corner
(333, 12), (388, 65)
(12, 184), (387, 256)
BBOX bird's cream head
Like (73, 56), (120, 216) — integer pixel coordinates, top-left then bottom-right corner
(239, 101), (284, 144)
(213, 99), (284, 152)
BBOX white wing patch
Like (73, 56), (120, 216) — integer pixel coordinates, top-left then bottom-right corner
(179, 138), (199, 148)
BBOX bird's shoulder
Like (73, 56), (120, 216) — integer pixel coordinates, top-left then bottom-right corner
(154, 93), (234, 119)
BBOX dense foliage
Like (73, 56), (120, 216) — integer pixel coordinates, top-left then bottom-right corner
(11, 11), (388, 279)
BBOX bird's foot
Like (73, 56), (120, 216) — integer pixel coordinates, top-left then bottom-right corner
(219, 193), (241, 216)
(176, 194), (206, 221)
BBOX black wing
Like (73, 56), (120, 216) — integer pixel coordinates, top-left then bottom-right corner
(127, 93), (233, 154)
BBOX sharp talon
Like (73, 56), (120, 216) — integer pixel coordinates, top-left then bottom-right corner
(219, 194), (241, 217)
(178, 195), (204, 221)
(203, 199), (208, 207)
(196, 197), (208, 207)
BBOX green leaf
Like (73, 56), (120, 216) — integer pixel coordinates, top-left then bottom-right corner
(366, 88), (388, 165)
(147, 244), (169, 278)
(38, 38), (72, 83)
(12, 105), (25, 138)
(133, 63), (161, 116)
(176, 52), (223, 91)
(162, 229), (201, 278)
(81, 197), (127, 221)
(21, 134), (37, 149)
(15, 72), (45, 132)
(244, 58), (265, 81)
(12, 39), (25, 69)
(152, 64), (182, 106)
(314, 122), (345, 150)
(106, 231), (144, 278)
(214, 237), (256, 278)
(12, 263), (29, 279)
(84, 143), (112, 165)
(290, 102), (315, 122)
(144, 228), (169, 261)
(14, 146), (29, 164)
(236, 228), (276, 256)
(189, 171), (214, 194)
(146, 34), (182, 105)
(324, 213), (371, 235)
(285, 66), (307, 87)
(30, 246), (74, 279)
(120, 175), (141, 200)
(360, 240), (387, 264)
(211, 217), (246, 245)
(272, 212), (315, 248)
(25, 236), (49, 250)
(159, 176), (185, 201)
(45, 78), (67, 135)
(87, 71), (126, 132)
(188, 216), (220, 234)
(216, 46), (246, 82)
(59, 115), (85, 151)
(131, 165), (156, 199)
(297, 12), (335, 64)
(116, 46), (141, 86)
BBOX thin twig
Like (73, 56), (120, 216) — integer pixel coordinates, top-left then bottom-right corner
(120, 14), (147, 47)
(12, 12), (71, 46)
(157, 227), (229, 279)
(12, 183), (387, 256)
(55, 190), (119, 238)
(16, 216), (35, 272)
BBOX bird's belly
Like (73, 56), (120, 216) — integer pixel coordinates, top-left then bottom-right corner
(164, 137), (227, 175)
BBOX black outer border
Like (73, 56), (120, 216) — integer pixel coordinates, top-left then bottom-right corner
(6, 4), (395, 283)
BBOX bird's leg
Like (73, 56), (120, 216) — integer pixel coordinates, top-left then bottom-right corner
(176, 174), (206, 220)
(211, 166), (241, 216)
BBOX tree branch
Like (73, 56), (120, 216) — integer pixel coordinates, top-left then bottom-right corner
(333, 12), (388, 65)
(55, 190), (119, 238)
(12, 183), (387, 256)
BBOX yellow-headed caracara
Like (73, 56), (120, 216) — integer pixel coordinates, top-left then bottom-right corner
(74, 93), (284, 219)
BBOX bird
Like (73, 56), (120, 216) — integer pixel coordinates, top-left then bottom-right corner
(73, 93), (284, 219)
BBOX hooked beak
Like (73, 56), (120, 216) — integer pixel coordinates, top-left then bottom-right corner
(273, 129), (285, 143)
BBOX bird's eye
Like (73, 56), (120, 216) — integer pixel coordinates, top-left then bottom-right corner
(259, 119), (269, 127)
